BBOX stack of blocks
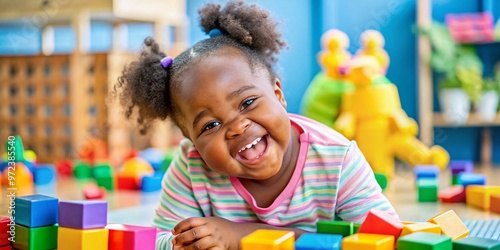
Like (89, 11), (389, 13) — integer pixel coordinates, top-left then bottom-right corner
(14, 194), (59, 250)
(414, 165), (439, 202)
(13, 194), (157, 250)
(240, 208), (500, 250)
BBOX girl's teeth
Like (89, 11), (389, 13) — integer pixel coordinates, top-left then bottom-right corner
(239, 137), (262, 152)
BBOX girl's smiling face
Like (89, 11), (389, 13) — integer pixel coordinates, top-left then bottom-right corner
(175, 49), (293, 180)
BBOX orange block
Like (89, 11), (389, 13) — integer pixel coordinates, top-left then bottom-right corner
(491, 194), (500, 214)
(465, 185), (500, 210)
(401, 222), (441, 236)
(342, 233), (394, 250)
(427, 210), (469, 240)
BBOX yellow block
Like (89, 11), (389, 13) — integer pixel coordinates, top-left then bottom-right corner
(240, 229), (294, 250)
(427, 210), (469, 240)
(401, 222), (441, 236)
(342, 233), (394, 250)
(58, 227), (108, 250)
(465, 185), (500, 210)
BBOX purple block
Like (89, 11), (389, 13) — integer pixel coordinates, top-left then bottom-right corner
(458, 173), (486, 187)
(414, 165), (440, 180)
(449, 160), (473, 175)
(59, 200), (107, 229)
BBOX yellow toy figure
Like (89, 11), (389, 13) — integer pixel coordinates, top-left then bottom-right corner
(334, 56), (449, 178)
(318, 29), (351, 79)
(355, 30), (390, 74)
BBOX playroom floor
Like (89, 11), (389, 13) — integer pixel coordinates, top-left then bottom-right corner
(2, 164), (499, 226)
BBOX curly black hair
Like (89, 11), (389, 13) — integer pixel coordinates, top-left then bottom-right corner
(113, 0), (287, 135)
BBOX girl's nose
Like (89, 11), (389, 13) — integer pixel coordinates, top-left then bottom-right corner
(226, 118), (251, 139)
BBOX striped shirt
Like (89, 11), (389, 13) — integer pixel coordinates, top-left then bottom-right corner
(153, 114), (397, 249)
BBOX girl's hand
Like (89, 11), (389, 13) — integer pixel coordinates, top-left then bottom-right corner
(171, 217), (239, 250)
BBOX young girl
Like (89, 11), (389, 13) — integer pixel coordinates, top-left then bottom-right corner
(114, 1), (398, 249)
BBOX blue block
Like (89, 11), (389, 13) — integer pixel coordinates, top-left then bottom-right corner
(139, 148), (166, 170)
(0, 161), (8, 172)
(141, 174), (162, 192)
(23, 160), (35, 173)
(414, 165), (439, 180)
(15, 194), (58, 227)
(458, 173), (486, 187)
(295, 233), (342, 250)
(34, 164), (56, 185)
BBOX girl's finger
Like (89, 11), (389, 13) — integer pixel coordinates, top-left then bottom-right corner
(173, 225), (211, 246)
(172, 217), (206, 235)
(182, 235), (221, 250)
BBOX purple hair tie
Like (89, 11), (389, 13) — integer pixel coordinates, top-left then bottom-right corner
(208, 29), (222, 38)
(160, 56), (173, 69)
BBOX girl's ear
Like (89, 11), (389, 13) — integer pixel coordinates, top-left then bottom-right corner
(273, 78), (287, 108)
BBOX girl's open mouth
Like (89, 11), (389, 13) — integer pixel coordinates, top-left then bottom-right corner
(236, 135), (269, 164)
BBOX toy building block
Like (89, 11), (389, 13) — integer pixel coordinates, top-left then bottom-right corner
(93, 162), (115, 191)
(106, 224), (157, 250)
(56, 160), (73, 177)
(6, 135), (25, 162)
(342, 233), (394, 250)
(458, 173), (486, 187)
(417, 178), (439, 202)
(241, 229), (295, 250)
(491, 194), (500, 214)
(117, 175), (140, 190)
(465, 185), (500, 210)
(397, 232), (452, 250)
(2, 162), (33, 188)
(449, 160), (473, 175)
(414, 165), (440, 181)
(141, 174), (162, 192)
(119, 157), (154, 187)
(295, 233), (342, 250)
(400, 222), (441, 236)
(453, 236), (500, 250)
(358, 208), (403, 242)
(317, 220), (355, 237)
(374, 172), (387, 190)
(73, 161), (92, 179)
(0, 246), (11, 250)
(0, 217), (10, 246)
(58, 227), (108, 250)
(138, 148), (167, 171)
(438, 185), (466, 203)
(353, 223), (360, 234)
(15, 194), (58, 227)
(59, 200), (107, 229)
(13, 224), (58, 250)
(427, 210), (469, 240)
(34, 164), (56, 185)
(83, 183), (106, 200)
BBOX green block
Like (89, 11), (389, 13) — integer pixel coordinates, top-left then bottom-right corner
(6, 135), (25, 162)
(317, 220), (354, 237)
(397, 232), (452, 250)
(14, 224), (58, 250)
(352, 223), (361, 234)
(73, 161), (92, 179)
(417, 178), (438, 202)
(161, 151), (175, 171)
(96, 175), (115, 191)
(93, 163), (113, 178)
(453, 237), (500, 250)
(374, 172), (388, 190)
(452, 175), (459, 185)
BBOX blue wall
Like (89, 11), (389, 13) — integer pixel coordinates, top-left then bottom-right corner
(1, 0), (499, 163)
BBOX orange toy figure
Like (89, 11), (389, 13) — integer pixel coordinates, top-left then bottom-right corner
(77, 137), (108, 165)
(334, 56), (449, 178)
(318, 29), (352, 80)
(355, 30), (390, 74)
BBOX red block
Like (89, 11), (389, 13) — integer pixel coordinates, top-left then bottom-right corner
(491, 194), (500, 214)
(107, 224), (157, 250)
(0, 217), (11, 246)
(439, 186), (466, 203)
(83, 183), (106, 200)
(358, 209), (403, 242)
(0, 245), (11, 250)
(56, 160), (73, 177)
(117, 176), (139, 190)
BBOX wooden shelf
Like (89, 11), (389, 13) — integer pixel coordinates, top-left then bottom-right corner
(433, 112), (500, 127)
